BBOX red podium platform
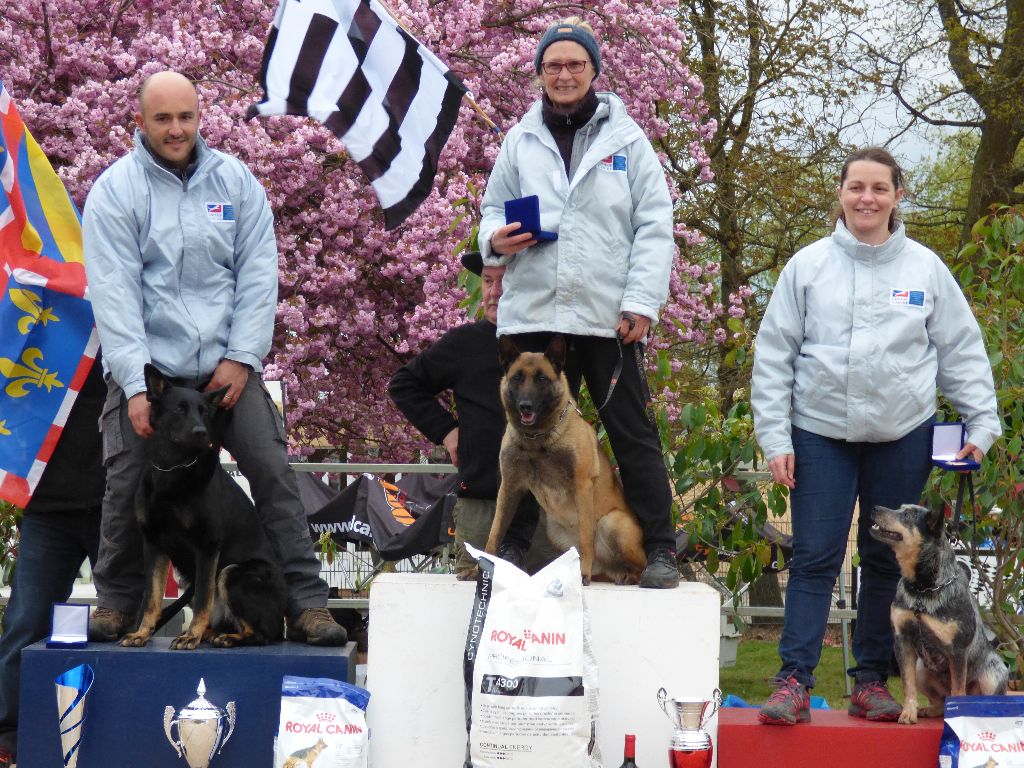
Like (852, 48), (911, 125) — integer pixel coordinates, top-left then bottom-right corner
(718, 707), (943, 768)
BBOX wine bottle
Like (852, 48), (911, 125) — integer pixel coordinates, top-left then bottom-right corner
(619, 734), (638, 768)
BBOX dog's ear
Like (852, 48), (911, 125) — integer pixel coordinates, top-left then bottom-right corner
(544, 334), (567, 374)
(205, 385), (230, 408)
(927, 505), (946, 536)
(144, 363), (169, 402)
(497, 335), (520, 372)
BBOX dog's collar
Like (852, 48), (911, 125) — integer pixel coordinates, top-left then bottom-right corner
(150, 457), (199, 472)
(905, 575), (957, 594)
(520, 399), (579, 440)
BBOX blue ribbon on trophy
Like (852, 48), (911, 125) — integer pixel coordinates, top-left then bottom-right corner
(55, 663), (94, 767)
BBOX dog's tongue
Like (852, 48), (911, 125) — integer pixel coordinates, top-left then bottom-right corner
(521, 412), (536, 426)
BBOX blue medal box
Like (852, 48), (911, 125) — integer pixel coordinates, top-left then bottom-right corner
(19, 637), (355, 767)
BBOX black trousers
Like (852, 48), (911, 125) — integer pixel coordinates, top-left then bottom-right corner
(505, 332), (675, 554)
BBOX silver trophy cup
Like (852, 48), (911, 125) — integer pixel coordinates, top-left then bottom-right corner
(163, 678), (237, 768)
(657, 687), (722, 768)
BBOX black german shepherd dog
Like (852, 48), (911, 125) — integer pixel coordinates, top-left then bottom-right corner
(119, 364), (287, 650)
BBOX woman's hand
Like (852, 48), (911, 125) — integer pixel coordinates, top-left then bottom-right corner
(956, 442), (984, 465)
(617, 312), (651, 344)
(490, 223), (537, 256)
(768, 454), (796, 489)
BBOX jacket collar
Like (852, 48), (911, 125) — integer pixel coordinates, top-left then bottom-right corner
(520, 91), (641, 147)
(832, 218), (906, 264)
(132, 128), (216, 182)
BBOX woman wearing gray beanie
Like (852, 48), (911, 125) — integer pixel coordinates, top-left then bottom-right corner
(477, 17), (679, 588)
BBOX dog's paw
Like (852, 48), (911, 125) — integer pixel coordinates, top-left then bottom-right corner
(456, 567), (479, 582)
(170, 633), (203, 650)
(211, 632), (246, 648)
(897, 706), (918, 724)
(920, 704), (944, 718)
(119, 631), (151, 648)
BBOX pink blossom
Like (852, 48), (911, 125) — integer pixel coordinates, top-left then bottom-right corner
(2, 0), (724, 459)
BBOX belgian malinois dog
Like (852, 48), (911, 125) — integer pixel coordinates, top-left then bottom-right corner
(120, 364), (287, 650)
(871, 503), (1007, 723)
(484, 335), (647, 584)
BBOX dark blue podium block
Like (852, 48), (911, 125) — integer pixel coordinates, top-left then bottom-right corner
(19, 638), (355, 767)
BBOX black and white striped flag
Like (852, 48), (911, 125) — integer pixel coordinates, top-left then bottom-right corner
(248, 0), (468, 230)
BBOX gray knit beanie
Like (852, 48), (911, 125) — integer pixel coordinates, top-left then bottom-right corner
(534, 22), (601, 77)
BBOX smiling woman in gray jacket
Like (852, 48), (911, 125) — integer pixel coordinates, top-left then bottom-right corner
(477, 17), (679, 588)
(751, 146), (1000, 725)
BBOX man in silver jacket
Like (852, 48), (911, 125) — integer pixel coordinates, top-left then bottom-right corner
(82, 70), (345, 645)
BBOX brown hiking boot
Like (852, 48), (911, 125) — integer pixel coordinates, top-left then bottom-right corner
(848, 680), (901, 721)
(89, 607), (132, 642)
(758, 676), (811, 725)
(286, 608), (349, 646)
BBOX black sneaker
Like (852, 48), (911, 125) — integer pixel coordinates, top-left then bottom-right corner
(639, 548), (679, 588)
(89, 607), (131, 642)
(496, 542), (526, 569)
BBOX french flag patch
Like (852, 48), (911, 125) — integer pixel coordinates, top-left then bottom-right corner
(206, 202), (235, 222)
(599, 154), (627, 172)
(890, 288), (925, 306)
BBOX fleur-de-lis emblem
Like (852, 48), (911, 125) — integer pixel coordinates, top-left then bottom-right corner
(9, 288), (60, 335)
(0, 348), (64, 397)
(0, 419), (10, 436)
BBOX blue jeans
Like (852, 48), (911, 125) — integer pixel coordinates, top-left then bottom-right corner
(0, 509), (101, 754)
(778, 418), (934, 688)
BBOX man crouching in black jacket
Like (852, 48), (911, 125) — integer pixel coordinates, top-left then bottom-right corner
(388, 253), (556, 578)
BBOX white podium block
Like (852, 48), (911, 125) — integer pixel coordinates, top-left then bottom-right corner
(367, 574), (720, 768)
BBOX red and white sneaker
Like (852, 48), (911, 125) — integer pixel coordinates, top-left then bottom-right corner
(758, 676), (811, 725)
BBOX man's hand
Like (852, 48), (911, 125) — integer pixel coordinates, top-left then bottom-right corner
(768, 454), (796, 489)
(206, 359), (249, 410)
(128, 393), (153, 438)
(617, 312), (651, 345)
(443, 428), (460, 468)
(490, 223), (536, 256)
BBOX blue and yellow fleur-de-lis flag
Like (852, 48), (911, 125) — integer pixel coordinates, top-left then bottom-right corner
(0, 80), (98, 508)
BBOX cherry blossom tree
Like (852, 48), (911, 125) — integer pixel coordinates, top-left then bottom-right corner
(1, 0), (721, 460)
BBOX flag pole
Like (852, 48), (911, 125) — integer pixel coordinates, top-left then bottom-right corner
(465, 92), (503, 139)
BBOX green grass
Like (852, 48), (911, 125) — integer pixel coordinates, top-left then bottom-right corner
(719, 640), (911, 710)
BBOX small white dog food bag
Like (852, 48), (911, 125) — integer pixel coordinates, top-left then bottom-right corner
(463, 545), (601, 768)
(273, 675), (370, 768)
(939, 696), (1024, 768)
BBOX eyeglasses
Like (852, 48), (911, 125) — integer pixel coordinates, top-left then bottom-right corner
(541, 60), (588, 75)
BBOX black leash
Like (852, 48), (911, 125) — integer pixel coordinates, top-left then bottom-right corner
(596, 313), (647, 415)
(596, 322), (628, 412)
(952, 472), (977, 554)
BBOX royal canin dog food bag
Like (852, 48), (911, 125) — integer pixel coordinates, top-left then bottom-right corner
(940, 696), (1024, 768)
(273, 675), (370, 768)
(463, 545), (601, 768)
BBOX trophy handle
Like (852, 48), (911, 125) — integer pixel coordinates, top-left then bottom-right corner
(219, 701), (237, 753)
(163, 706), (182, 758)
(702, 688), (723, 727)
(656, 687), (670, 720)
